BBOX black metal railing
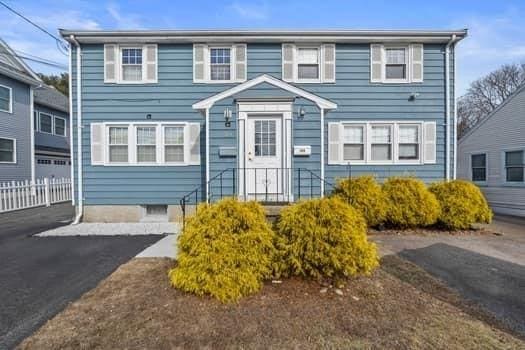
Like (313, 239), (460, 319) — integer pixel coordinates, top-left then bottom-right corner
(179, 167), (334, 228)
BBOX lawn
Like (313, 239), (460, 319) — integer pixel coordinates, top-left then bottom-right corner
(19, 257), (523, 349)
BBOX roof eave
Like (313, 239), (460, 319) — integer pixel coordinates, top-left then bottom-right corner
(0, 66), (42, 86)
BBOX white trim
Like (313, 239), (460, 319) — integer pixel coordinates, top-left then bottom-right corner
(0, 84), (13, 113)
(320, 108), (325, 196)
(29, 88), (35, 182)
(68, 44), (75, 205)
(469, 152), (487, 184)
(295, 45), (322, 83)
(205, 108), (210, 201)
(0, 137), (16, 164)
(382, 44), (409, 83)
(453, 42), (458, 179)
(104, 44), (158, 84)
(331, 120), (426, 165)
(193, 74), (337, 110)
(502, 148), (525, 185)
(38, 112), (54, 134)
(194, 44), (247, 84)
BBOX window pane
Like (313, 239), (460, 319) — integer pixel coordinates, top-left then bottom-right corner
(137, 145), (156, 162)
(371, 126), (391, 143)
(165, 145), (184, 162)
(210, 65), (231, 80)
(472, 168), (486, 182)
(298, 64), (319, 79)
(122, 48), (142, 64)
(137, 127), (156, 145)
(399, 144), (418, 160)
(254, 120), (276, 156)
(371, 145), (391, 161)
(0, 86), (9, 111)
(40, 114), (52, 133)
(109, 127), (128, 144)
(297, 48), (318, 64)
(471, 154), (486, 167)
(343, 126), (364, 143)
(210, 48), (230, 64)
(109, 146), (128, 162)
(0, 138), (14, 162)
(399, 125), (418, 143)
(505, 151), (523, 166)
(506, 167), (524, 182)
(164, 126), (184, 144)
(122, 65), (142, 81)
(344, 144), (364, 160)
(386, 48), (406, 64)
(55, 118), (66, 136)
(385, 64), (406, 79)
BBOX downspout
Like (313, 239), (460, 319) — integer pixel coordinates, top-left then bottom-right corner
(320, 108), (325, 196)
(445, 34), (457, 181)
(68, 43), (75, 205)
(70, 35), (83, 224)
(453, 42), (458, 179)
(205, 108), (210, 202)
(29, 86), (35, 184)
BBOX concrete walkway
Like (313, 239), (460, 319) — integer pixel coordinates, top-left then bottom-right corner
(37, 222), (179, 236)
(136, 234), (178, 258)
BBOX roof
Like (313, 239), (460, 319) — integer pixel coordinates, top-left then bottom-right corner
(34, 85), (69, 113)
(0, 38), (42, 86)
(459, 82), (525, 143)
(193, 74), (337, 110)
(60, 28), (468, 44)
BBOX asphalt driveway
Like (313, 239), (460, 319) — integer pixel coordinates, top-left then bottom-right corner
(0, 204), (162, 349)
(373, 215), (525, 338)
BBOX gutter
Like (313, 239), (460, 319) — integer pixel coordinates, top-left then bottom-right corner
(70, 35), (83, 224)
(445, 34), (459, 181)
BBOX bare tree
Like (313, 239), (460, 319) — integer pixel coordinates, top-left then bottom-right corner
(457, 63), (525, 138)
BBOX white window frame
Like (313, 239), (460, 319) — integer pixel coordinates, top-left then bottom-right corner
(383, 45), (409, 83)
(38, 112), (54, 134)
(135, 125), (158, 164)
(209, 46), (233, 83)
(0, 137), (16, 164)
(197, 44), (247, 84)
(162, 125), (186, 164)
(0, 84), (12, 113)
(503, 149), (525, 185)
(34, 111), (39, 132)
(103, 122), (190, 166)
(119, 46), (145, 84)
(54, 116), (67, 137)
(336, 121), (425, 165)
(296, 46), (321, 83)
(369, 124), (394, 163)
(342, 124), (366, 163)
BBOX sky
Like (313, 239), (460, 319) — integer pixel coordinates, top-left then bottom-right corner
(1, 0), (525, 95)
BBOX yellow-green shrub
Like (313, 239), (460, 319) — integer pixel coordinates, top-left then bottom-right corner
(333, 175), (388, 227)
(429, 180), (493, 229)
(274, 197), (379, 282)
(168, 198), (275, 303)
(383, 177), (441, 228)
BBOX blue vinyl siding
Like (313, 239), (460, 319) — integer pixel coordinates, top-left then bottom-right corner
(72, 42), (454, 205)
(34, 103), (70, 152)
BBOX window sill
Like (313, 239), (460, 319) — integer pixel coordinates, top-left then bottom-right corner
(97, 163), (194, 167)
(0, 161), (16, 164)
(193, 80), (244, 84)
(0, 109), (12, 114)
(501, 182), (525, 187)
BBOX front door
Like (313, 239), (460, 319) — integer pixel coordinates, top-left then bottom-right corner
(245, 115), (286, 201)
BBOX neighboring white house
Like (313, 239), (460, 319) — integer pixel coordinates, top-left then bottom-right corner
(458, 83), (525, 217)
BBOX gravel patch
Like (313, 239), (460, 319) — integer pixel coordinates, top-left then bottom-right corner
(36, 223), (179, 237)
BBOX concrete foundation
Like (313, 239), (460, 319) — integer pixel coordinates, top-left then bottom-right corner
(81, 204), (197, 223)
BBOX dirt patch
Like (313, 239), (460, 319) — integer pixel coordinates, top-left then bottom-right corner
(19, 258), (523, 350)
(368, 226), (495, 236)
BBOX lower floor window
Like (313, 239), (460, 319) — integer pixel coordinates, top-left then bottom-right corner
(505, 150), (524, 182)
(109, 126), (129, 163)
(343, 125), (364, 161)
(136, 126), (157, 163)
(398, 125), (419, 160)
(471, 154), (486, 182)
(164, 126), (184, 163)
(370, 125), (392, 161)
(0, 138), (15, 163)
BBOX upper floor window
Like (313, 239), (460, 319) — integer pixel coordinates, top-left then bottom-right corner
(370, 44), (423, 83)
(0, 137), (15, 163)
(297, 48), (320, 81)
(471, 154), (487, 182)
(210, 48), (231, 81)
(54, 117), (66, 136)
(0, 85), (12, 113)
(121, 48), (143, 82)
(282, 44), (335, 83)
(193, 44), (246, 83)
(104, 44), (157, 84)
(39, 113), (53, 133)
(505, 150), (524, 183)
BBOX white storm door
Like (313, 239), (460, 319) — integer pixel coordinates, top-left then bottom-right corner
(246, 115), (283, 200)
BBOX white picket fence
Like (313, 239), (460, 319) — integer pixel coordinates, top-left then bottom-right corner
(0, 178), (72, 213)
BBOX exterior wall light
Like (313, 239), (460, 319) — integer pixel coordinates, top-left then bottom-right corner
(224, 108), (232, 127)
(297, 106), (306, 119)
(409, 93), (420, 101)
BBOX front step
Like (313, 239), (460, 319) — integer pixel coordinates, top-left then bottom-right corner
(264, 204), (289, 223)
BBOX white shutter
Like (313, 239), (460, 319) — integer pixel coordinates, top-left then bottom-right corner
(282, 44), (295, 82)
(423, 122), (436, 164)
(144, 44), (158, 83)
(370, 44), (383, 83)
(187, 123), (201, 165)
(322, 44), (336, 83)
(193, 44), (207, 83)
(233, 44), (247, 82)
(411, 44), (424, 83)
(104, 44), (118, 83)
(328, 122), (342, 164)
(90, 123), (105, 165)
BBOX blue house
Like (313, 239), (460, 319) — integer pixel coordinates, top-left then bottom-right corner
(60, 29), (466, 223)
(0, 38), (70, 183)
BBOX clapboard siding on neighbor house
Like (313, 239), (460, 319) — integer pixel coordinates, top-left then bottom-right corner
(458, 85), (525, 216)
(0, 74), (32, 182)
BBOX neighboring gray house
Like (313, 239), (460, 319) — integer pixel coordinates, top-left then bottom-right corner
(458, 83), (525, 217)
(60, 29), (466, 222)
(0, 38), (70, 183)
(34, 85), (71, 179)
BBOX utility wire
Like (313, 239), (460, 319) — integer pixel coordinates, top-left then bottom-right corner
(0, 52), (67, 70)
(0, 0), (69, 54)
(14, 49), (66, 67)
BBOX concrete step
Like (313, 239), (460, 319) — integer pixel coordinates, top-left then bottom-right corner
(263, 204), (288, 223)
